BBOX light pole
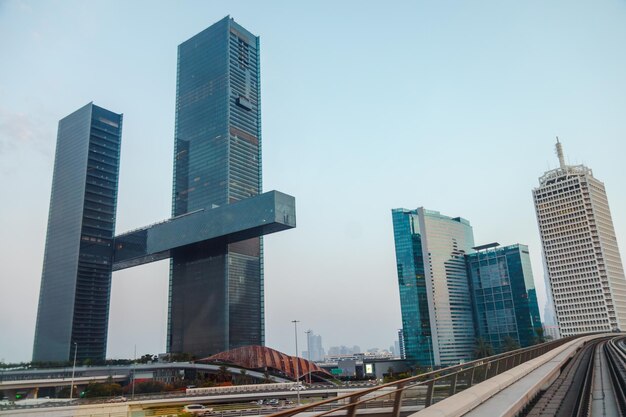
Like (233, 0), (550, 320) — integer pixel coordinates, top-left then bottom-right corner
(69, 342), (77, 400)
(131, 344), (137, 400)
(292, 320), (300, 406)
(305, 330), (312, 384)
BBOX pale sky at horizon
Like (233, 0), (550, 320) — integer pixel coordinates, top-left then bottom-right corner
(1, 0), (625, 363)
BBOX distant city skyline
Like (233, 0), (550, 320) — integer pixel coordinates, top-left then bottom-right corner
(1, 1), (625, 362)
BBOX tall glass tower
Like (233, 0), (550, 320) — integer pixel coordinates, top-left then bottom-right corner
(33, 103), (123, 362)
(168, 17), (264, 357)
(392, 208), (475, 367)
(533, 140), (626, 336)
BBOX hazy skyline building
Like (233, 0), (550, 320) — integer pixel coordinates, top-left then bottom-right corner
(466, 243), (542, 352)
(168, 16), (265, 356)
(33, 103), (123, 362)
(304, 331), (325, 362)
(533, 140), (626, 336)
(396, 329), (404, 359)
(392, 208), (475, 367)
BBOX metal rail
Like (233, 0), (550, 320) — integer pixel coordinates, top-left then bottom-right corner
(603, 337), (626, 415)
(267, 335), (585, 417)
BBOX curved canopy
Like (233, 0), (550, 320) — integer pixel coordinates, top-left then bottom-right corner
(200, 345), (331, 381)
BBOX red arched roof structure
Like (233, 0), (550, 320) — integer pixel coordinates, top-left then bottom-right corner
(199, 345), (331, 381)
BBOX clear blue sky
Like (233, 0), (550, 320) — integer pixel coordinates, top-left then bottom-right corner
(1, 0), (625, 362)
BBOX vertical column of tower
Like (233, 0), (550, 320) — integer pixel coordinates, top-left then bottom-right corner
(33, 103), (122, 362)
(168, 16), (263, 357)
(225, 19), (263, 350)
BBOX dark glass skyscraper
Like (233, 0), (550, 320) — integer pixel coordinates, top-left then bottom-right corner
(466, 244), (542, 351)
(168, 17), (264, 357)
(33, 103), (123, 362)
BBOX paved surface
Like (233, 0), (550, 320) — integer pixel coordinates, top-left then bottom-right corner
(590, 343), (620, 417)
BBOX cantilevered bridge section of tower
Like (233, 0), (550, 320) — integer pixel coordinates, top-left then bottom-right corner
(112, 190), (295, 270)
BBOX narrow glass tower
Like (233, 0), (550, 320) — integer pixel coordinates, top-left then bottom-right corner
(533, 139), (626, 335)
(168, 16), (264, 357)
(33, 103), (123, 362)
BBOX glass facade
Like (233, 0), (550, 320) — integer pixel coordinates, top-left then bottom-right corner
(113, 191), (295, 271)
(392, 208), (475, 367)
(169, 16), (264, 357)
(466, 244), (542, 351)
(392, 209), (433, 367)
(33, 103), (123, 362)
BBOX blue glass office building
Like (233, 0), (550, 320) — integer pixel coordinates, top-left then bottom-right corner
(466, 244), (542, 351)
(33, 103), (123, 362)
(169, 17), (264, 356)
(392, 209), (432, 366)
(392, 208), (475, 367)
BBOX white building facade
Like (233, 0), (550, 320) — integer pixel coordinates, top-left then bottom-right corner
(418, 208), (476, 366)
(533, 140), (626, 336)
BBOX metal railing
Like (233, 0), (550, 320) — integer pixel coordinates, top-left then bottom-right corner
(268, 335), (588, 417)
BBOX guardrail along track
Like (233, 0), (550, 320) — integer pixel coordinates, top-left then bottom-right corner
(520, 336), (626, 417)
(265, 335), (586, 417)
(603, 337), (626, 415)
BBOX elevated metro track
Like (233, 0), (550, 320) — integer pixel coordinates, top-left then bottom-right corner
(264, 333), (623, 417)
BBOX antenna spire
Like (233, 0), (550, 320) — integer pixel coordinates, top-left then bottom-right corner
(555, 136), (566, 169)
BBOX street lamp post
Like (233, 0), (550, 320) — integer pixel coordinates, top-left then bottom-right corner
(69, 342), (77, 400)
(305, 330), (312, 384)
(131, 344), (137, 400)
(292, 320), (300, 406)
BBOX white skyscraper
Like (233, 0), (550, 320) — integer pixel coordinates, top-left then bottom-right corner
(533, 139), (626, 336)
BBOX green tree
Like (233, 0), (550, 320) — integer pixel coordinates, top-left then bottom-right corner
(263, 370), (274, 383)
(533, 327), (546, 344)
(217, 365), (231, 383)
(238, 369), (249, 385)
(138, 353), (159, 364)
(501, 336), (521, 352)
(128, 381), (167, 394)
(83, 381), (123, 398)
(473, 338), (494, 359)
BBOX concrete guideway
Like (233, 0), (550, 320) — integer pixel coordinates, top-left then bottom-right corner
(590, 341), (620, 417)
(409, 334), (611, 417)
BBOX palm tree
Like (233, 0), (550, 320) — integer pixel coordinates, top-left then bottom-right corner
(473, 338), (494, 359)
(239, 369), (249, 385)
(534, 327), (546, 344)
(501, 336), (520, 352)
(217, 365), (231, 383)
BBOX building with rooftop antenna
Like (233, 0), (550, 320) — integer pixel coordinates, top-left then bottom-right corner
(532, 139), (626, 336)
